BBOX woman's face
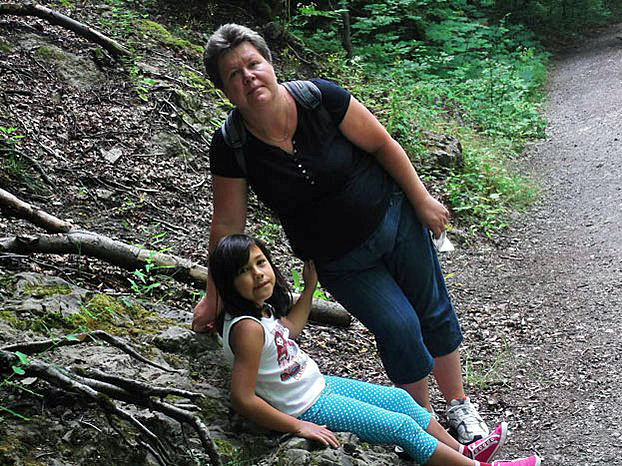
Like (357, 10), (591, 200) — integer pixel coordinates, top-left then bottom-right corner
(218, 41), (278, 111)
(233, 244), (276, 307)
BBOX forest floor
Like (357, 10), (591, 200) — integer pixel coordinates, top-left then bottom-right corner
(1, 2), (621, 465)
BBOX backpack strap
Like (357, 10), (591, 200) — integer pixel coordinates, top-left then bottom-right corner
(282, 80), (322, 110)
(220, 80), (328, 176)
(221, 107), (247, 175)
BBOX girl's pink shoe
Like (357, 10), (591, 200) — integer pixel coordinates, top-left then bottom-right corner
(491, 455), (542, 466)
(468, 421), (508, 462)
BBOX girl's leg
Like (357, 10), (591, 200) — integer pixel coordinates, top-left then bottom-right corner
(300, 389), (438, 464)
(323, 376), (431, 428)
(300, 384), (474, 465)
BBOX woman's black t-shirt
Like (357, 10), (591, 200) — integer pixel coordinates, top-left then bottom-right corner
(209, 79), (391, 261)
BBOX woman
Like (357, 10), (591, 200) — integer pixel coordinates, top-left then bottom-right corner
(194, 23), (488, 444)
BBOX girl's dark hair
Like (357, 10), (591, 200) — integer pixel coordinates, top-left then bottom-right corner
(209, 234), (291, 333)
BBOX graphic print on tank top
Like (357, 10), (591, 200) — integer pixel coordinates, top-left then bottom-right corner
(272, 321), (308, 381)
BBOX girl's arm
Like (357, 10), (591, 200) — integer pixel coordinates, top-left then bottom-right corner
(192, 175), (248, 333)
(229, 318), (338, 448)
(280, 261), (317, 338)
(338, 96), (449, 238)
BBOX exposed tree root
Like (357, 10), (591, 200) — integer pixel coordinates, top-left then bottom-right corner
(1, 330), (178, 373)
(0, 337), (223, 466)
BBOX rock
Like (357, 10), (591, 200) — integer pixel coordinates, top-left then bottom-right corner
(422, 130), (464, 172)
(152, 325), (222, 353)
(283, 448), (312, 465)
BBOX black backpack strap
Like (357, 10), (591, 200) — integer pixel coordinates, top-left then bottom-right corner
(221, 108), (247, 175)
(282, 80), (322, 110)
(284, 80), (334, 140)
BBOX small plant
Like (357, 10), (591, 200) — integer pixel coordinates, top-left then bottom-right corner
(0, 127), (24, 148)
(257, 221), (281, 243)
(9, 351), (29, 377)
(0, 351), (39, 420)
(127, 250), (174, 298)
(291, 269), (328, 301)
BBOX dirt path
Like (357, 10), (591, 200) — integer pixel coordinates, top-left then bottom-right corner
(445, 23), (622, 465)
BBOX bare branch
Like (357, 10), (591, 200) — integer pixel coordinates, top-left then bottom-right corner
(0, 187), (73, 233)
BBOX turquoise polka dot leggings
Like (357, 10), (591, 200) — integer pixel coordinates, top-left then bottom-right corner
(299, 375), (438, 464)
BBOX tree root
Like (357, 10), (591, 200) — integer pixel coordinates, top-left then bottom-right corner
(0, 338), (223, 466)
(1, 330), (177, 373)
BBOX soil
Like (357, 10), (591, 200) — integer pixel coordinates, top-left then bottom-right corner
(1, 2), (621, 465)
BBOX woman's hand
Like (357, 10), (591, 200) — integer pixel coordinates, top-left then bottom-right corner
(302, 260), (318, 293)
(417, 194), (449, 239)
(295, 421), (340, 448)
(192, 292), (218, 333)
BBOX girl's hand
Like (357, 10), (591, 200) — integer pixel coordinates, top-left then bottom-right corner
(302, 260), (318, 292)
(416, 194), (449, 239)
(295, 421), (339, 448)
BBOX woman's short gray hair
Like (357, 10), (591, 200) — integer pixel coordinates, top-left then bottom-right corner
(204, 23), (272, 89)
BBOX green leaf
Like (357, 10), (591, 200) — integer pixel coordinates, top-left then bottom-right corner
(12, 365), (25, 375)
(15, 351), (29, 365)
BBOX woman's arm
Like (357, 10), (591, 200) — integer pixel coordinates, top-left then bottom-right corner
(280, 261), (317, 338)
(192, 175), (248, 333)
(338, 96), (449, 238)
(230, 318), (338, 447)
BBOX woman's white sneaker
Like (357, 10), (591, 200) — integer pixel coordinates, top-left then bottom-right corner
(446, 396), (490, 444)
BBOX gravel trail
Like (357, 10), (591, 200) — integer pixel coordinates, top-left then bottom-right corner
(446, 23), (622, 465)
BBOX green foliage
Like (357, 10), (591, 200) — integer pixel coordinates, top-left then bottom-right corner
(0, 127), (23, 146)
(286, 0), (553, 234)
(490, 0), (616, 41)
(127, 238), (174, 298)
(445, 138), (538, 236)
(291, 269), (328, 301)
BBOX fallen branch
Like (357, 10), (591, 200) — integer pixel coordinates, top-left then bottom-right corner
(0, 188), (352, 327)
(0, 187), (72, 233)
(0, 2), (131, 57)
(0, 232), (210, 289)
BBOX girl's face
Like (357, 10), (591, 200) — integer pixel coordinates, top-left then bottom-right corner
(218, 41), (278, 111)
(233, 244), (276, 307)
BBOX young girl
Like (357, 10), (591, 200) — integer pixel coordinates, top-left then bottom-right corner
(209, 234), (541, 466)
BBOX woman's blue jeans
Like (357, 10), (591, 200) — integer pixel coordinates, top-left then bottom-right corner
(316, 187), (463, 385)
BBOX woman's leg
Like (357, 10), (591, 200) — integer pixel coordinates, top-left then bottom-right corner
(316, 188), (464, 410)
(385, 196), (465, 404)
